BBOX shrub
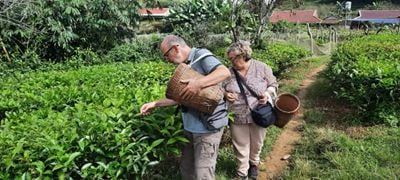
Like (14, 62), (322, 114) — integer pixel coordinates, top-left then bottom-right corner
(0, 48), (102, 78)
(105, 34), (163, 62)
(253, 42), (311, 76)
(326, 33), (400, 126)
(213, 42), (310, 77)
(0, 62), (183, 179)
(271, 20), (295, 33)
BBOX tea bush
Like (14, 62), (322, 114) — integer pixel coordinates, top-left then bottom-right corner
(213, 42), (310, 76)
(253, 42), (311, 76)
(105, 35), (163, 62)
(326, 33), (400, 126)
(1, 34), (161, 78)
(0, 62), (187, 179)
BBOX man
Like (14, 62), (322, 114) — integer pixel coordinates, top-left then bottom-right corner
(140, 35), (231, 180)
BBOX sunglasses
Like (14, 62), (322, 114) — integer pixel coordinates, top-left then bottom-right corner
(163, 45), (179, 58)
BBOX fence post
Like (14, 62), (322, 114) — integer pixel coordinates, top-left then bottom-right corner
(307, 23), (314, 55)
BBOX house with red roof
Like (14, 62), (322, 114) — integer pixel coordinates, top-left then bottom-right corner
(349, 10), (400, 24)
(138, 8), (170, 18)
(269, 10), (322, 24)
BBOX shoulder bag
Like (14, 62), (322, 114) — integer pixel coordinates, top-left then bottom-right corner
(232, 68), (276, 128)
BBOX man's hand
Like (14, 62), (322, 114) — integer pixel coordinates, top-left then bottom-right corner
(225, 92), (238, 103)
(180, 78), (202, 100)
(140, 102), (156, 115)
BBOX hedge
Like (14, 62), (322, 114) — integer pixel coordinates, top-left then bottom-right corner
(326, 33), (400, 126)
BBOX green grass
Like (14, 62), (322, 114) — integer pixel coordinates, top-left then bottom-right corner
(281, 64), (400, 179)
(283, 125), (400, 179)
(279, 55), (330, 94)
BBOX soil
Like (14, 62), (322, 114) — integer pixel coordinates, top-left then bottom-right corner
(257, 64), (327, 180)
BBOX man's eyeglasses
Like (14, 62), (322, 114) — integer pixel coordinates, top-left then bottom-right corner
(163, 45), (179, 58)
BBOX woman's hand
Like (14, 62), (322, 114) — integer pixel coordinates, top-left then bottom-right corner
(225, 92), (238, 103)
(258, 91), (270, 104)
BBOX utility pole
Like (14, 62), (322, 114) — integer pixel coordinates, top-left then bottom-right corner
(344, 1), (352, 29)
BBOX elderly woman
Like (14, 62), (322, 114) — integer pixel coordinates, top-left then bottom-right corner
(224, 41), (278, 180)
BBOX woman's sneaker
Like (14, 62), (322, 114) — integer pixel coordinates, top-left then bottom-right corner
(233, 174), (248, 180)
(248, 164), (258, 179)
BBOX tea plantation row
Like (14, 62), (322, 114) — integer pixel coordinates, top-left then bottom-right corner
(326, 33), (400, 126)
(0, 43), (310, 178)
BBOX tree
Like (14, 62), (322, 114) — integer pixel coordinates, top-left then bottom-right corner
(1, 0), (149, 60)
(166, 0), (228, 47)
(249, 0), (279, 47)
(227, 0), (281, 48)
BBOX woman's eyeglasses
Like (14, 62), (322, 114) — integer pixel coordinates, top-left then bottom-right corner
(228, 54), (242, 62)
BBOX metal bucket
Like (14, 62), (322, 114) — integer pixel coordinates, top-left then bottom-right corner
(274, 93), (300, 128)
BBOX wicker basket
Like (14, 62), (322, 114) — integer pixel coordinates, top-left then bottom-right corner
(274, 93), (300, 128)
(166, 63), (224, 114)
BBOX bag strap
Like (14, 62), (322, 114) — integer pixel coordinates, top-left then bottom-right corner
(232, 68), (252, 109)
(188, 52), (214, 67)
(232, 68), (260, 99)
(232, 68), (277, 108)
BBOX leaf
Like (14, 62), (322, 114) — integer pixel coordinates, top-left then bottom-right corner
(58, 171), (65, 180)
(81, 163), (92, 171)
(33, 161), (45, 174)
(176, 137), (189, 143)
(97, 161), (108, 169)
(65, 7), (72, 15)
(170, 147), (180, 155)
(160, 129), (171, 136)
(167, 138), (177, 145)
(21, 172), (31, 180)
(78, 139), (85, 151)
(64, 152), (81, 166)
(111, 99), (123, 107)
(148, 161), (159, 166)
(103, 99), (111, 107)
(95, 148), (105, 155)
(53, 164), (64, 171)
(12, 140), (24, 158)
(148, 139), (164, 150)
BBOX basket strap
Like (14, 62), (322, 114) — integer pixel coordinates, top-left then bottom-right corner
(188, 52), (214, 67)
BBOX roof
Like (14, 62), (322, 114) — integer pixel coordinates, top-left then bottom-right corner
(321, 16), (341, 25)
(355, 10), (400, 19)
(138, 8), (170, 17)
(349, 18), (400, 24)
(350, 10), (400, 24)
(270, 10), (322, 24)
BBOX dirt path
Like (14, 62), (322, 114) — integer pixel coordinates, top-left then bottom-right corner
(258, 64), (327, 180)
